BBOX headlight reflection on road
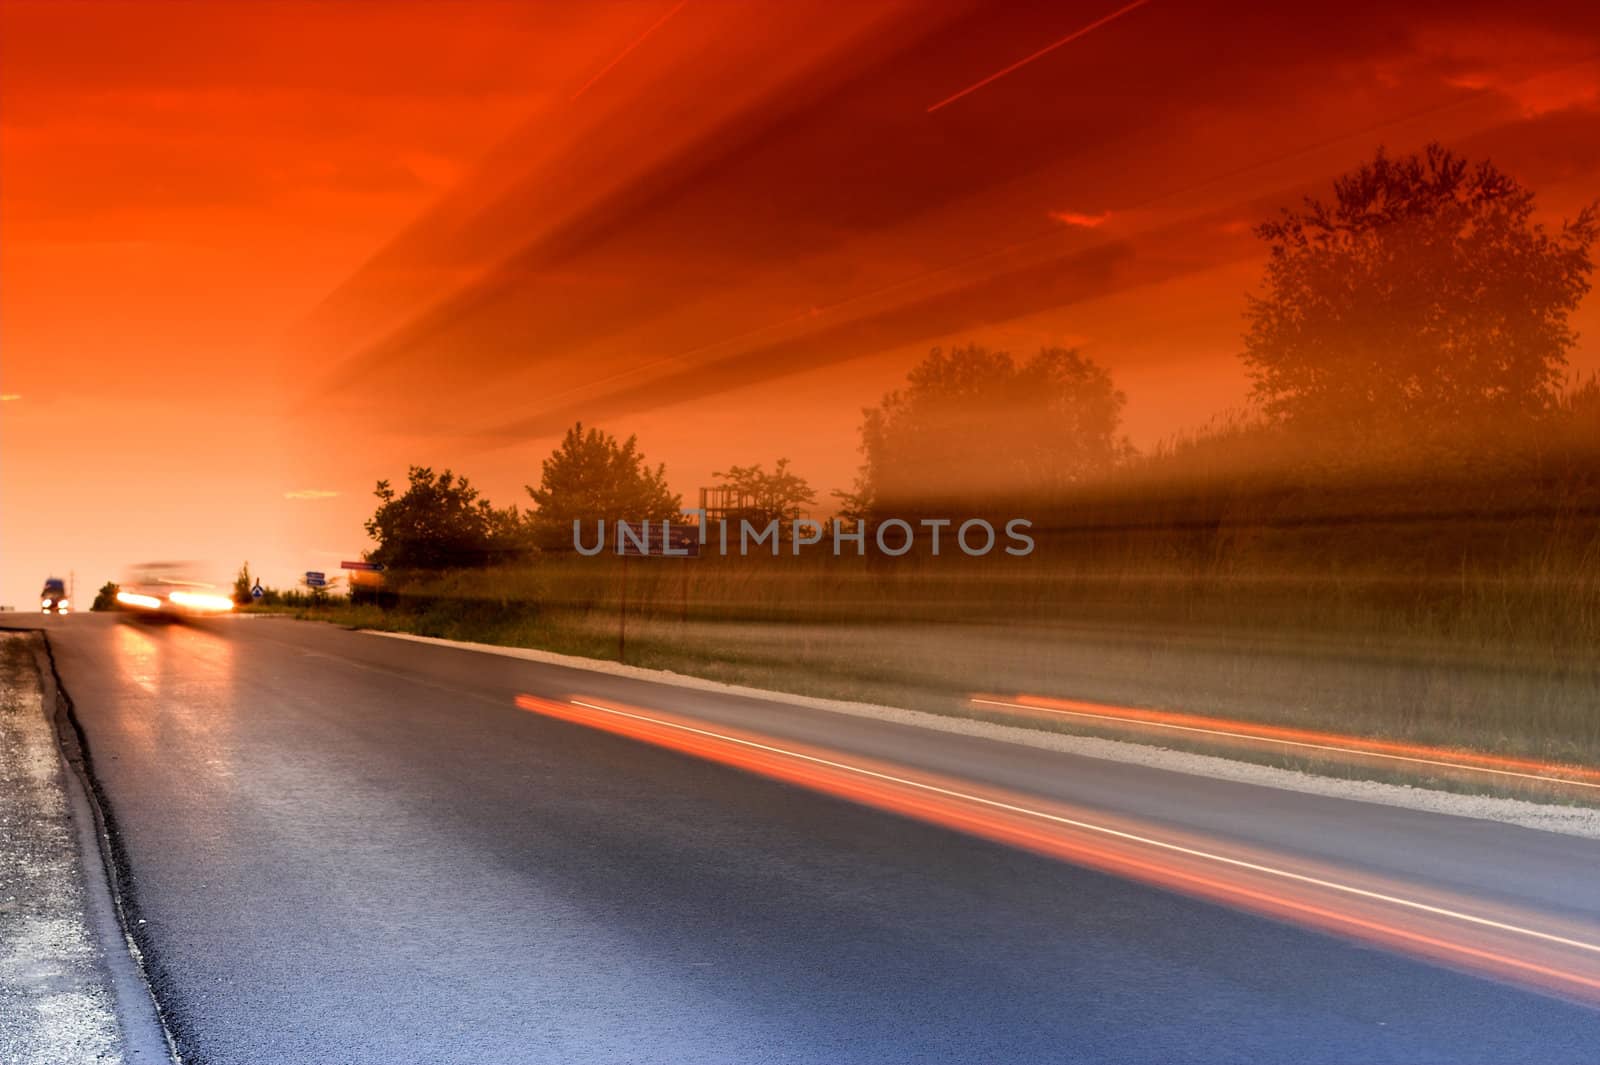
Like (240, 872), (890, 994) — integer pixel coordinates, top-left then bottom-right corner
(516, 692), (1600, 1006)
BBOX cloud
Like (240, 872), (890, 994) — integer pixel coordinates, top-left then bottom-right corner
(1049, 210), (1111, 228)
(283, 489), (340, 500)
(1408, 24), (1600, 119)
(0, 394), (20, 401)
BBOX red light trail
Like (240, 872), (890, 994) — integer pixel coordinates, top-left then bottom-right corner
(516, 692), (1600, 1005)
(971, 694), (1600, 791)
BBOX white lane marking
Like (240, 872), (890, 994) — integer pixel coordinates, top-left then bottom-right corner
(564, 698), (1600, 959)
(971, 697), (1600, 791)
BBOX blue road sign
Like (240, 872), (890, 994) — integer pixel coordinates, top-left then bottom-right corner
(305, 571), (327, 587)
(615, 522), (701, 558)
(250, 582), (264, 600)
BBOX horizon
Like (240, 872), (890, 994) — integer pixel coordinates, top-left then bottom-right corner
(5, 0), (1600, 603)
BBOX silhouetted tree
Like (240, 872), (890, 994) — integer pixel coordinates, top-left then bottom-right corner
(90, 582), (120, 612)
(1243, 143), (1599, 433)
(233, 562), (254, 606)
(713, 459), (817, 533)
(526, 423), (682, 550)
(848, 344), (1130, 511)
(365, 467), (522, 570)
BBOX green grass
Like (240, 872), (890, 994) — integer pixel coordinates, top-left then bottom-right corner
(255, 428), (1600, 800)
(259, 540), (1598, 752)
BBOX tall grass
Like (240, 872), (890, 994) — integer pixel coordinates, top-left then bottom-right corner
(292, 400), (1599, 764)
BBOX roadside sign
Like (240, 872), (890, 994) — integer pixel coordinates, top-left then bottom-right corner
(664, 524), (701, 557)
(616, 522), (701, 558)
(305, 571), (327, 587)
(250, 582), (264, 600)
(340, 560), (384, 572)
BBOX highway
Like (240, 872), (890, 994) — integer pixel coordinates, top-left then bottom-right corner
(18, 613), (1600, 1064)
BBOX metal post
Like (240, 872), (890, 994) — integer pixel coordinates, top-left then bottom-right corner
(618, 553), (628, 663)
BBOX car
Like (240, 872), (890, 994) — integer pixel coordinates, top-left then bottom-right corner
(40, 577), (69, 614)
(116, 562), (234, 617)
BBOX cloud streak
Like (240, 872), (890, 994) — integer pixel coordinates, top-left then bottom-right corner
(284, 489), (340, 500)
(1049, 210), (1112, 228)
(926, 0), (1154, 113)
(569, 0), (688, 102)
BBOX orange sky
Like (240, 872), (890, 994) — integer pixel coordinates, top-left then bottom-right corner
(4, 0), (1600, 603)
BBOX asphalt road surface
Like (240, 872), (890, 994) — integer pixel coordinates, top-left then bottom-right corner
(18, 613), (1600, 1064)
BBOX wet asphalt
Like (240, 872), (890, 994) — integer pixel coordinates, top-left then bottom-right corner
(19, 613), (1600, 1065)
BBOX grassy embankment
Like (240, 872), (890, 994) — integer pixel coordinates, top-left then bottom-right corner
(256, 418), (1600, 798)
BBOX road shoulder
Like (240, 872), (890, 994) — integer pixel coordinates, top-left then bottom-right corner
(0, 631), (171, 1065)
(365, 628), (1600, 840)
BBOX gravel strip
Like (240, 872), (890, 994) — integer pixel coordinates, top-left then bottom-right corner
(0, 632), (125, 1065)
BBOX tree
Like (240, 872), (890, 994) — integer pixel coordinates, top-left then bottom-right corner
(1243, 143), (1599, 434)
(526, 423), (682, 550)
(849, 344), (1130, 510)
(365, 466), (521, 570)
(485, 505), (531, 558)
(233, 562), (254, 606)
(713, 458), (817, 531)
(90, 582), (120, 611)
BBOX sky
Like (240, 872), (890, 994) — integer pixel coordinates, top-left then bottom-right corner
(3, 0), (1600, 605)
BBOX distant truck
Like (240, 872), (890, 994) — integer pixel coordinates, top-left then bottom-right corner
(40, 577), (69, 614)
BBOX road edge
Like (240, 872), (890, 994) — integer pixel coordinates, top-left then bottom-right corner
(361, 628), (1600, 841)
(33, 634), (182, 1064)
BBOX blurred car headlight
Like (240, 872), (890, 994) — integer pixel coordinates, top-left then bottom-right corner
(168, 590), (233, 612)
(116, 591), (164, 610)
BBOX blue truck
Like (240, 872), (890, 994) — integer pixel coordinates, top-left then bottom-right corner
(40, 577), (69, 614)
